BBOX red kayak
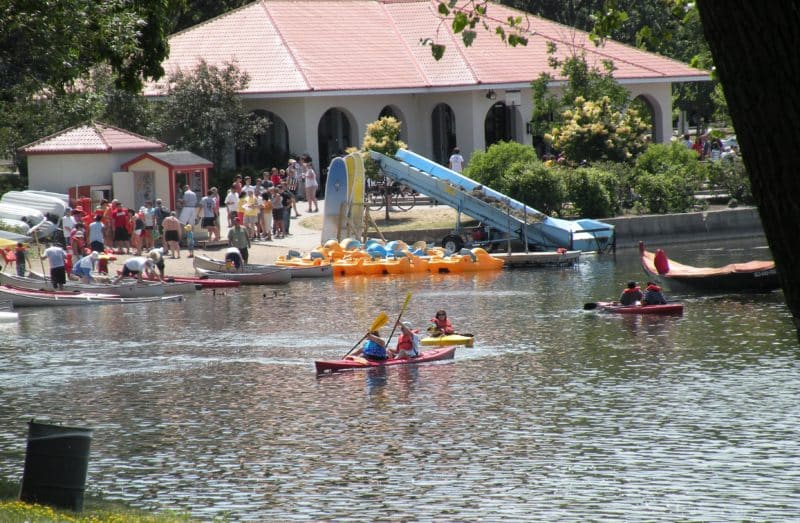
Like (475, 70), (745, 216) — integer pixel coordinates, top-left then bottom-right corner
(315, 346), (457, 374)
(590, 301), (684, 315)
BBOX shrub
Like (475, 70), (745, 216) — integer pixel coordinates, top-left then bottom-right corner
(564, 166), (617, 218)
(465, 141), (538, 189)
(501, 160), (566, 216)
(545, 96), (650, 164)
(706, 155), (752, 204)
(632, 142), (707, 213)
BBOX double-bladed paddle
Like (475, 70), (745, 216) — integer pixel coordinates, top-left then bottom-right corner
(385, 292), (412, 345)
(342, 311), (389, 358)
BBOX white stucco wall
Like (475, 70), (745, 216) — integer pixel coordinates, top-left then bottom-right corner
(243, 80), (673, 170)
(26, 152), (155, 193)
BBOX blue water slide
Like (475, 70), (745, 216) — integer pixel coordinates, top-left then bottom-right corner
(370, 149), (614, 252)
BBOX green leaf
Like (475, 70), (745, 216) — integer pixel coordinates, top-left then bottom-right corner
(452, 12), (468, 33)
(437, 2), (450, 16)
(462, 30), (477, 47)
(431, 44), (446, 61)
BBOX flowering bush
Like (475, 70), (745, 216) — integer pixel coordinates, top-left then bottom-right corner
(545, 96), (650, 164)
(360, 116), (407, 180)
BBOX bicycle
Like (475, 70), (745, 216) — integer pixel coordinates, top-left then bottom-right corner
(366, 179), (416, 212)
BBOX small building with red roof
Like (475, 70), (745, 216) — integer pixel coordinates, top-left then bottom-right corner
(18, 122), (212, 211)
(146, 0), (709, 171)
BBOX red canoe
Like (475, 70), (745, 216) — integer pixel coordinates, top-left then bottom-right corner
(315, 346), (457, 374)
(593, 301), (684, 315)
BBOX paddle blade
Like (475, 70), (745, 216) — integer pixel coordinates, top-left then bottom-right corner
(583, 302), (598, 310)
(401, 291), (412, 311)
(371, 312), (389, 331)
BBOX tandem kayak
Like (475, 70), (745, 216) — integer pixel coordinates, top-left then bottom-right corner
(589, 301), (684, 315)
(420, 334), (474, 347)
(315, 346), (457, 374)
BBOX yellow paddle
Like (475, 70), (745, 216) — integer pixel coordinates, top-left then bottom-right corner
(342, 311), (389, 358)
(385, 292), (412, 347)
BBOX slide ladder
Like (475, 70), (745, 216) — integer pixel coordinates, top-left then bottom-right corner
(370, 149), (614, 252)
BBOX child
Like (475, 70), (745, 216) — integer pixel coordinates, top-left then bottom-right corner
(184, 224), (195, 258)
(15, 242), (27, 277)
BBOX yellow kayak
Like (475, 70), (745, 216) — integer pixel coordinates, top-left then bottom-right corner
(420, 334), (474, 347)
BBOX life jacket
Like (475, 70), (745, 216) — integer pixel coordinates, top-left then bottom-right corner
(431, 317), (454, 334)
(654, 249), (670, 275)
(397, 330), (419, 351)
(622, 286), (642, 295)
(646, 283), (662, 292)
(362, 339), (386, 359)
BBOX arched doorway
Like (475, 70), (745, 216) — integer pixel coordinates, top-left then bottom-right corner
(484, 102), (519, 147)
(431, 103), (456, 165)
(379, 105), (408, 142)
(631, 95), (658, 142)
(318, 108), (355, 197)
(236, 110), (289, 172)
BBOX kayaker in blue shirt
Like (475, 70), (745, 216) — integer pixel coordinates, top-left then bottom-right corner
(642, 281), (668, 305)
(619, 281), (643, 306)
(348, 329), (387, 361)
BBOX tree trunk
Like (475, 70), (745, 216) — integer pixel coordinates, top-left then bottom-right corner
(697, 1), (800, 341)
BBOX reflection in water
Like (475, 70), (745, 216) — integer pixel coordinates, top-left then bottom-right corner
(0, 238), (797, 521)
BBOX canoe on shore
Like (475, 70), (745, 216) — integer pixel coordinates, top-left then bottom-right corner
(12, 271), (167, 297)
(315, 346), (456, 374)
(0, 285), (183, 307)
(194, 267), (291, 285)
(420, 334), (474, 347)
(146, 274), (240, 289)
(589, 301), (684, 315)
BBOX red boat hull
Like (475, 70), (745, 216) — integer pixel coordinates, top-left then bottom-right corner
(151, 275), (240, 288)
(596, 301), (684, 315)
(315, 346), (456, 374)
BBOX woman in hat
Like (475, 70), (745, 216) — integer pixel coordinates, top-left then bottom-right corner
(390, 320), (421, 359)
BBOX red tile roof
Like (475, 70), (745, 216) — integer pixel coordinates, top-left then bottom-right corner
(19, 122), (166, 155)
(147, 0), (707, 96)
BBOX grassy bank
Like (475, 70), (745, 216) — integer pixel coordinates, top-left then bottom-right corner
(0, 479), (202, 522)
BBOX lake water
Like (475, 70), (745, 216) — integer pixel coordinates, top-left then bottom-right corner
(1, 238), (797, 521)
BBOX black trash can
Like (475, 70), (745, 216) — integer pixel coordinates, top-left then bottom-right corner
(20, 421), (93, 511)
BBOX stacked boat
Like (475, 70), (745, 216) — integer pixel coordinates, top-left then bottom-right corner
(310, 238), (504, 277)
(193, 255), (292, 284)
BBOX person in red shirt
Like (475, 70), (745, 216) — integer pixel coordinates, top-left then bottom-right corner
(428, 309), (455, 336)
(110, 200), (131, 254)
(269, 167), (281, 187)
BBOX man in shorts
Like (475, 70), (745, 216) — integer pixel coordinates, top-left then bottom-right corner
(114, 256), (159, 283)
(41, 243), (68, 290)
(200, 189), (220, 241)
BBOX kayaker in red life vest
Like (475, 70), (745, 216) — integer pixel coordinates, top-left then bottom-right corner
(348, 329), (387, 361)
(428, 309), (455, 336)
(619, 281), (643, 306)
(642, 281), (668, 305)
(390, 321), (421, 359)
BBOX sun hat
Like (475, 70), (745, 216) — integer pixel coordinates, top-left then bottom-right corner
(402, 321), (412, 329)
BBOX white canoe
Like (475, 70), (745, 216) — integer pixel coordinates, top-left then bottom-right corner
(0, 202), (46, 226)
(194, 267), (291, 285)
(24, 271), (165, 297)
(0, 285), (183, 307)
(1, 191), (66, 219)
(193, 254), (280, 273)
(285, 264), (333, 278)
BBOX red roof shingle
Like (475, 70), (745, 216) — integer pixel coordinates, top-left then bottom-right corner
(20, 122), (166, 155)
(147, 0), (706, 96)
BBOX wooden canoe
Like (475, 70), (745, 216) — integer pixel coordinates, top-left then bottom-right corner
(639, 241), (779, 293)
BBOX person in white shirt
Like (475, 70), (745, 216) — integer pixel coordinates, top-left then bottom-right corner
(114, 256), (159, 283)
(60, 208), (76, 243)
(178, 185), (198, 225)
(448, 147), (465, 172)
(41, 244), (67, 289)
(224, 188), (239, 227)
